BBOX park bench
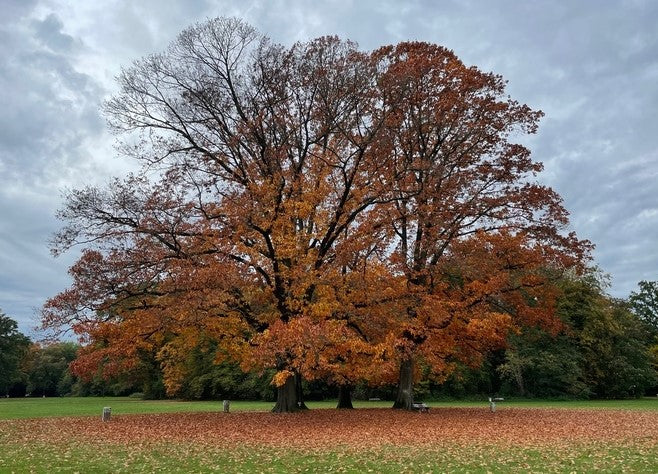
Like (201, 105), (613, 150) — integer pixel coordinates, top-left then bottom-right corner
(412, 402), (429, 412)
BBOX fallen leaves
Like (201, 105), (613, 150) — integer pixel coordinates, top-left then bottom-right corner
(2, 409), (657, 473)
(2, 407), (657, 451)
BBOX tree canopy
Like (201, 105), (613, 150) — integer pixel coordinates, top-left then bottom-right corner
(0, 311), (30, 396)
(42, 18), (590, 412)
(629, 280), (658, 333)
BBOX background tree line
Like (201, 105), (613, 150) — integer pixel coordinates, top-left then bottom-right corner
(3, 276), (656, 400)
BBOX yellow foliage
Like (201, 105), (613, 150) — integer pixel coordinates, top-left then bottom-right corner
(272, 369), (294, 387)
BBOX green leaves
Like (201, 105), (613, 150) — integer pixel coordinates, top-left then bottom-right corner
(0, 311), (30, 395)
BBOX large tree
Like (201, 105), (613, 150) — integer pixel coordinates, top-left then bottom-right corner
(43, 18), (588, 412)
(371, 43), (590, 408)
(44, 18), (393, 412)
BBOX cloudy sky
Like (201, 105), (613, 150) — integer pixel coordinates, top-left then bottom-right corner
(1, 0), (657, 336)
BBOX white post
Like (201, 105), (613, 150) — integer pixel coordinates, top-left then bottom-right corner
(223, 400), (230, 413)
(102, 407), (111, 422)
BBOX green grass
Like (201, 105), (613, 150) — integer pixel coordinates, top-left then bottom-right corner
(1, 397), (657, 472)
(0, 397), (395, 420)
(0, 397), (270, 420)
(0, 438), (656, 473)
(428, 397), (658, 411)
(0, 396), (656, 420)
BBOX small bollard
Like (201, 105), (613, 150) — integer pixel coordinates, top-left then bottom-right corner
(223, 400), (230, 413)
(102, 407), (111, 422)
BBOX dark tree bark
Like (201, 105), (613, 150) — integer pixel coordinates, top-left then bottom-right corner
(272, 373), (299, 413)
(392, 358), (414, 410)
(336, 384), (354, 409)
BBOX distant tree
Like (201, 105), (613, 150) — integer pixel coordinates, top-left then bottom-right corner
(497, 326), (589, 398)
(23, 342), (79, 396)
(173, 335), (276, 401)
(69, 345), (164, 398)
(496, 274), (657, 399)
(0, 311), (30, 396)
(580, 297), (656, 398)
(629, 281), (658, 334)
(560, 276), (655, 398)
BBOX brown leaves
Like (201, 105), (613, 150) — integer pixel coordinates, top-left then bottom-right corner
(43, 19), (594, 404)
(6, 408), (658, 451)
(3, 407), (657, 472)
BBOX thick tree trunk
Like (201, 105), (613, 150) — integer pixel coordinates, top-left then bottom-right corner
(272, 370), (307, 413)
(272, 372), (299, 413)
(392, 358), (414, 410)
(336, 384), (354, 409)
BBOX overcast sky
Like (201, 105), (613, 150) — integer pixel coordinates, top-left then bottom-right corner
(1, 0), (657, 336)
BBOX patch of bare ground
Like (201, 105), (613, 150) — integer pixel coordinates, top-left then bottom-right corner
(4, 408), (657, 450)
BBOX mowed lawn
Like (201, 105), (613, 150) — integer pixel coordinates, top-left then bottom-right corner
(1, 398), (657, 473)
(2, 397), (656, 420)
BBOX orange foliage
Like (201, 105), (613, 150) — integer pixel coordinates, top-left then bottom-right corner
(42, 19), (590, 405)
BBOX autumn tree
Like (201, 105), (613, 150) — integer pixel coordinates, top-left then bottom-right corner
(43, 18), (394, 412)
(43, 19), (589, 412)
(371, 43), (590, 409)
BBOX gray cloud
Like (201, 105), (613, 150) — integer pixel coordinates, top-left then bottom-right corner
(0, 13), (105, 181)
(2, 0), (39, 21)
(402, 0), (658, 297)
(0, 7), (107, 334)
(1, 0), (657, 335)
(32, 13), (77, 52)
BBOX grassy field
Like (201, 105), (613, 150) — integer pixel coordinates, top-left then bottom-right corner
(1, 397), (657, 472)
(0, 396), (656, 420)
(1, 438), (656, 473)
(0, 397), (396, 419)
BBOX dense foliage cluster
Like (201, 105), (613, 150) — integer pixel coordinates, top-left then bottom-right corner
(0, 312), (30, 396)
(5, 274), (657, 400)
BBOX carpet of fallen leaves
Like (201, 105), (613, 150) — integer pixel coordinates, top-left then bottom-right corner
(3, 407), (657, 450)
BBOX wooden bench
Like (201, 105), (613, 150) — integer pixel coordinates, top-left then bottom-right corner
(412, 402), (429, 412)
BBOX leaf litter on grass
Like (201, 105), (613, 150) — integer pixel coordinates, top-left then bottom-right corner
(5, 408), (656, 448)
(1, 408), (657, 472)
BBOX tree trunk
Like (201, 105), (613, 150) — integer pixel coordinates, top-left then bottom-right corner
(295, 371), (309, 410)
(392, 358), (414, 410)
(272, 372), (299, 413)
(336, 384), (354, 409)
